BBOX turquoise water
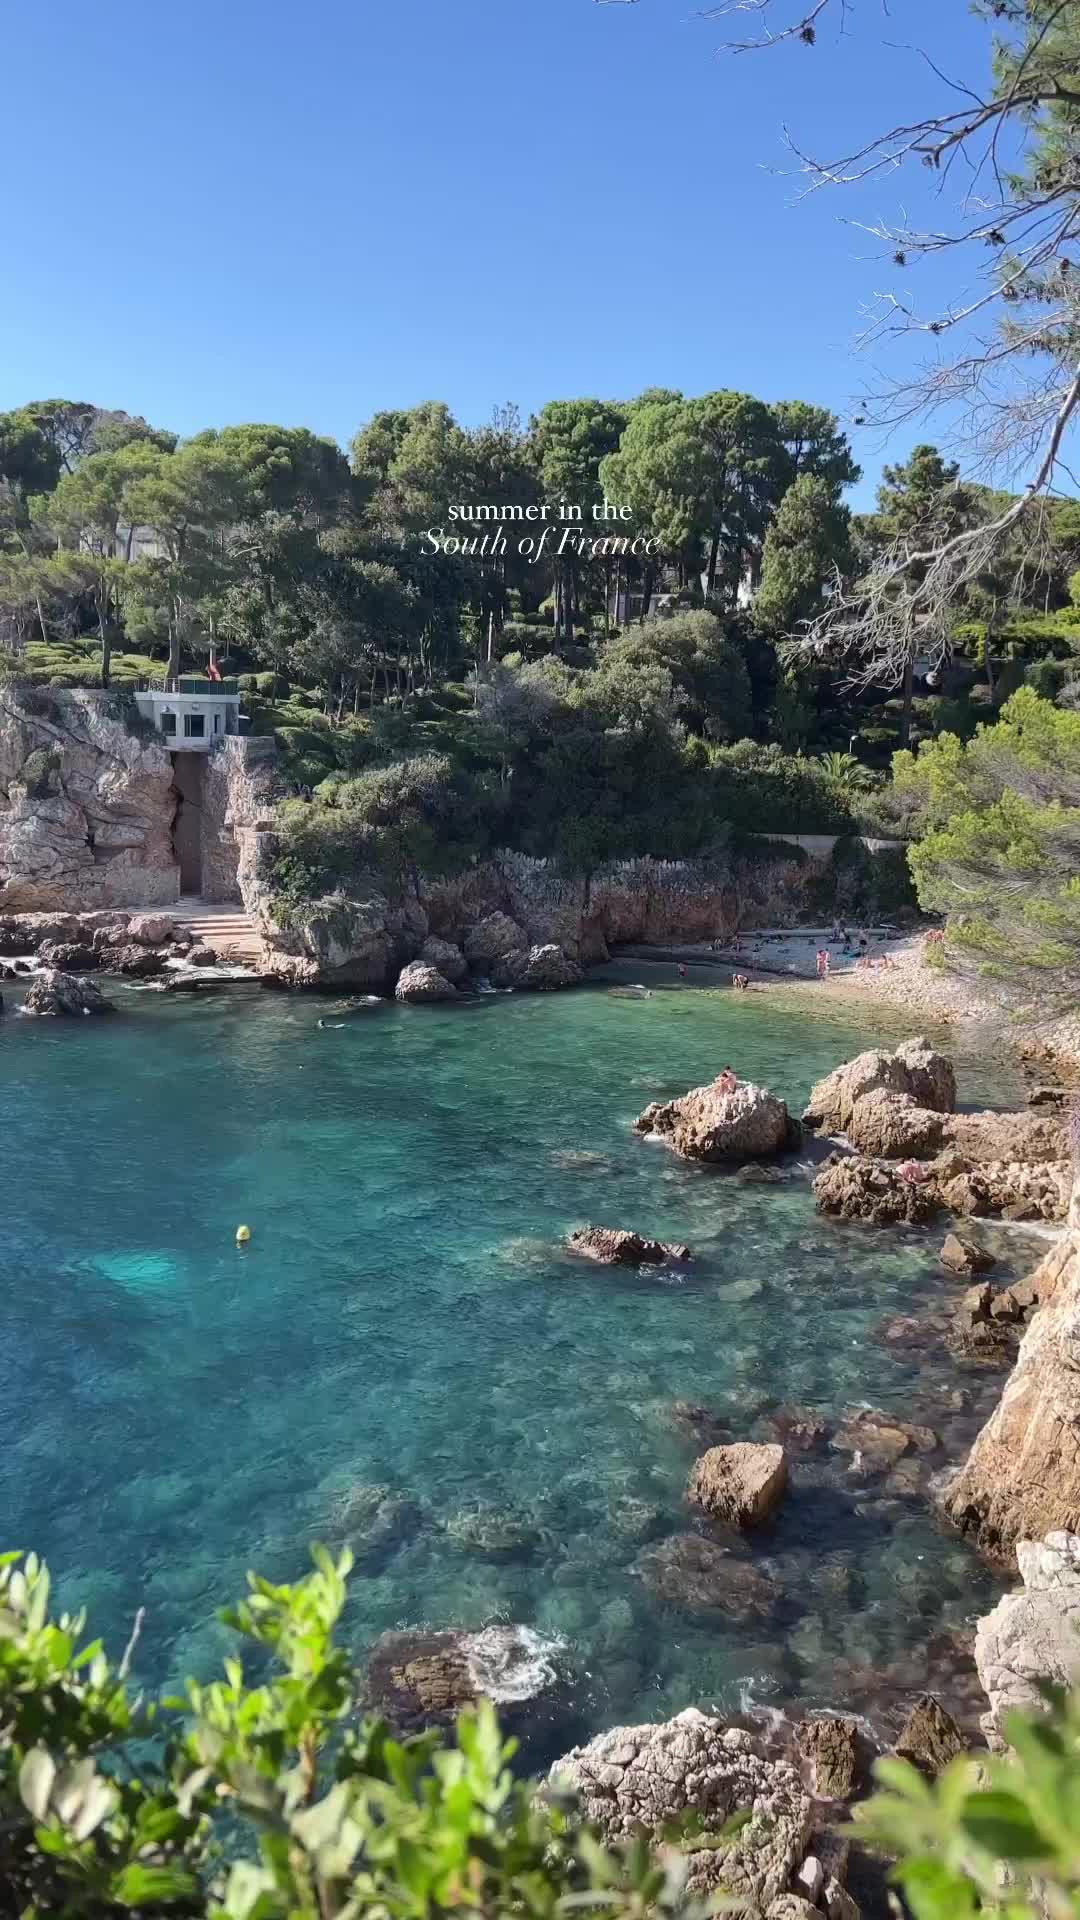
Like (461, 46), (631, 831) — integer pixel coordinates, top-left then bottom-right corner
(1, 968), (1029, 1754)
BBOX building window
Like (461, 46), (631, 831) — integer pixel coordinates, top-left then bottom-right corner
(214, 711), (222, 732)
(161, 710), (176, 736)
(183, 713), (206, 739)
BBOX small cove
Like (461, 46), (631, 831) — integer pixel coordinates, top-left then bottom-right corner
(1, 968), (1034, 1757)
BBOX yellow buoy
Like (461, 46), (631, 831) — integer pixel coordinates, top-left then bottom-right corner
(235, 1224), (251, 1245)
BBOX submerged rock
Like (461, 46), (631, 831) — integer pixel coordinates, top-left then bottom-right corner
(687, 1441), (789, 1526)
(363, 1624), (565, 1732)
(768, 1404), (830, 1454)
(550, 1710), (814, 1910)
(23, 969), (111, 1017)
(395, 960), (457, 1003)
(566, 1226), (693, 1267)
(636, 1076), (798, 1162)
(443, 1502), (543, 1559)
(830, 1409), (939, 1469)
(634, 1534), (777, 1619)
(975, 1531), (1080, 1740)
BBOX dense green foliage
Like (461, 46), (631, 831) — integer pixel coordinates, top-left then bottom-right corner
(0, 1546), (729, 1920)
(860, 1681), (1080, 1920)
(896, 689), (1080, 998)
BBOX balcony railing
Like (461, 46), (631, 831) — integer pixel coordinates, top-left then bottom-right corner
(134, 676), (240, 696)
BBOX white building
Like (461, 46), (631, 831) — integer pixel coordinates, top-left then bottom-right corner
(133, 678), (243, 752)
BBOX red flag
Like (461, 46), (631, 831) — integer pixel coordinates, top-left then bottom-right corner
(207, 658), (222, 683)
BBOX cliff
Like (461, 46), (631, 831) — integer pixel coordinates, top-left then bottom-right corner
(942, 1233), (1080, 1565)
(0, 687), (178, 911)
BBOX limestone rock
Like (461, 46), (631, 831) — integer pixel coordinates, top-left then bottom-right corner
(813, 1153), (939, 1226)
(363, 1624), (564, 1733)
(463, 911), (527, 968)
(766, 1898), (822, 1919)
(126, 913), (175, 946)
(893, 1696), (964, 1777)
(687, 1441), (788, 1526)
(494, 942), (583, 992)
(260, 886), (424, 991)
(394, 961), (457, 1004)
(636, 1076), (797, 1162)
(941, 1234), (1080, 1562)
(938, 1158), (1070, 1222)
(23, 969), (111, 1016)
(941, 1233), (994, 1276)
(975, 1531), (1080, 1737)
(550, 1711), (814, 1909)
(0, 688), (178, 910)
(803, 1038), (955, 1135)
(794, 1716), (864, 1801)
(420, 935), (467, 983)
(946, 1108), (1068, 1166)
(846, 1088), (946, 1159)
(567, 1227), (693, 1266)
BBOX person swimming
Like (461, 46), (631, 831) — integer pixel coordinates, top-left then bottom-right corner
(317, 1018), (346, 1029)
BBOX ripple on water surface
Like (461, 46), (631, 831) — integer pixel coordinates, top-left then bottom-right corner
(1, 969), (1031, 1752)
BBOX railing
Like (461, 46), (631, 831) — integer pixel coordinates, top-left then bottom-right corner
(133, 677), (240, 696)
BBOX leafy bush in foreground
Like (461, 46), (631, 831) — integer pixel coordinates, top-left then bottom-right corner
(0, 1547), (712, 1920)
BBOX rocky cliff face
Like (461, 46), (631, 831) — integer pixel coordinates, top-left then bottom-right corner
(942, 1234), (1080, 1564)
(975, 1530), (1080, 1741)
(202, 736), (284, 904)
(0, 687), (178, 910)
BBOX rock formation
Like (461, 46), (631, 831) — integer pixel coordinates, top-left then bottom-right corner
(815, 1148), (1070, 1227)
(941, 1233), (994, 1276)
(566, 1227), (693, 1266)
(686, 1441), (789, 1526)
(23, 969), (111, 1016)
(550, 1711), (815, 1911)
(975, 1531), (1080, 1740)
(633, 1534), (777, 1619)
(493, 943), (583, 992)
(793, 1716), (864, 1801)
(420, 935), (467, 982)
(941, 1235), (1080, 1561)
(394, 960), (458, 1003)
(0, 688), (178, 911)
(463, 911), (528, 968)
(813, 1154), (940, 1225)
(803, 1038), (956, 1135)
(636, 1076), (798, 1162)
(363, 1624), (565, 1733)
(892, 1696), (964, 1777)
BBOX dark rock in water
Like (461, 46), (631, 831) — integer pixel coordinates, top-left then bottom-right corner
(793, 1715), (865, 1801)
(567, 1226), (693, 1267)
(686, 1442), (789, 1526)
(185, 945), (220, 968)
(873, 1314), (942, 1353)
(945, 1284), (1019, 1366)
(1028, 1086), (1068, 1108)
(634, 1534), (778, 1620)
(363, 1624), (566, 1733)
(893, 1696), (965, 1777)
(443, 1502), (543, 1559)
(325, 1482), (417, 1571)
(608, 1494), (664, 1542)
(830, 1409), (939, 1469)
(941, 1232), (993, 1276)
(768, 1404), (830, 1453)
(111, 944), (167, 979)
(668, 1400), (732, 1447)
(23, 969), (111, 1017)
(38, 941), (101, 972)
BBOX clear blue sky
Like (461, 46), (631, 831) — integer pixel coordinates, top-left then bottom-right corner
(4, 0), (994, 507)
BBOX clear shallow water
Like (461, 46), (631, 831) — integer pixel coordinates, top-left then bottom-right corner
(1, 969), (1032, 1755)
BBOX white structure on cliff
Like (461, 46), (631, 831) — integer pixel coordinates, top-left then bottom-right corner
(133, 677), (243, 751)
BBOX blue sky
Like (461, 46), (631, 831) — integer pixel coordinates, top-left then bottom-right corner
(4, 0), (995, 507)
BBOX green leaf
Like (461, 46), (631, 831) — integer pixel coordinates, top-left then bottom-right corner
(959, 1788), (1050, 1862)
(895, 1855), (981, 1920)
(112, 1862), (201, 1908)
(19, 1748), (55, 1822)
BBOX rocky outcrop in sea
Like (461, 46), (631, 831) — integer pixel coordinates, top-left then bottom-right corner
(636, 1075), (799, 1162)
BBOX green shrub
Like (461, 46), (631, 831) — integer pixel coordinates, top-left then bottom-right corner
(0, 1547), (713, 1920)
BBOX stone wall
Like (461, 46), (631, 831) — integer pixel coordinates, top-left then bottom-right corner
(0, 686), (179, 910)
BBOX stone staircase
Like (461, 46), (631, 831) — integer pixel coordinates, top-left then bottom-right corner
(170, 897), (265, 968)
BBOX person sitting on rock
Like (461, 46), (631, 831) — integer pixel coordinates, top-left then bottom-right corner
(717, 1066), (737, 1095)
(732, 972), (749, 991)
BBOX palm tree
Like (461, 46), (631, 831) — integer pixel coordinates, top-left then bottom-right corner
(817, 750), (875, 794)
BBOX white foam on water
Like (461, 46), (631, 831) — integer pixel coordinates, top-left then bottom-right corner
(463, 1625), (566, 1704)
